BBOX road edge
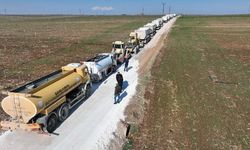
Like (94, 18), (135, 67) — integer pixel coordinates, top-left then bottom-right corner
(107, 17), (179, 150)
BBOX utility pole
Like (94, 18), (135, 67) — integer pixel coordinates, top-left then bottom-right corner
(4, 8), (7, 15)
(249, 5), (250, 14)
(162, 2), (166, 15)
(168, 5), (171, 14)
(141, 7), (144, 16)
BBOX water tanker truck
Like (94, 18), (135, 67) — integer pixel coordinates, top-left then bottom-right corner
(162, 15), (170, 22)
(152, 20), (161, 30)
(135, 27), (152, 47)
(157, 18), (164, 27)
(144, 23), (157, 36)
(83, 53), (117, 82)
(1, 64), (91, 133)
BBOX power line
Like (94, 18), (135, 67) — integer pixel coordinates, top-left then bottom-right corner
(162, 2), (166, 15)
(141, 7), (144, 16)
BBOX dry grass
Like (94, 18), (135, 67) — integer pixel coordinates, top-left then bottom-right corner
(0, 15), (158, 87)
(0, 15), (159, 121)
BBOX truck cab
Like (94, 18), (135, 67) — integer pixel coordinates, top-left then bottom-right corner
(112, 41), (127, 63)
(129, 32), (139, 45)
(127, 32), (140, 54)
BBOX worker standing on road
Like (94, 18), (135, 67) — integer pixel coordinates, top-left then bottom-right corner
(124, 57), (129, 72)
(114, 83), (122, 104)
(116, 72), (123, 89)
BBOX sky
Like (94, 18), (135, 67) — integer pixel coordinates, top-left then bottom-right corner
(0, 0), (249, 15)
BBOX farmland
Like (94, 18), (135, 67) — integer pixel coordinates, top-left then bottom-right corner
(0, 15), (159, 120)
(132, 15), (250, 149)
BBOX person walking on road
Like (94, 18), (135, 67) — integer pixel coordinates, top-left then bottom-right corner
(116, 72), (123, 89)
(114, 83), (122, 104)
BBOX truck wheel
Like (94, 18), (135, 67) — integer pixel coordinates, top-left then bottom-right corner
(85, 84), (92, 98)
(112, 65), (117, 73)
(58, 103), (70, 122)
(46, 113), (58, 133)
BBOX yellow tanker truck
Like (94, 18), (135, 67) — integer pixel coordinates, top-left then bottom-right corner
(0, 63), (91, 133)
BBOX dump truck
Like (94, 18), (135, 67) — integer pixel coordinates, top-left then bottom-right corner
(112, 41), (128, 63)
(1, 64), (92, 133)
(83, 53), (117, 82)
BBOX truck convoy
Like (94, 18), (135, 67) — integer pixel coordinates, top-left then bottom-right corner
(1, 64), (91, 133)
(162, 14), (176, 22)
(0, 14), (177, 133)
(83, 53), (117, 82)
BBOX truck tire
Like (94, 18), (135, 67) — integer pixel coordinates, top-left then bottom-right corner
(85, 84), (92, 98)
(46, 113), (58, 133)
(112, 65), (117, 73)
(58, 103), (70, 122)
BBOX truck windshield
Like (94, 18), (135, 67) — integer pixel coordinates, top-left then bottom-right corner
(113, 44), (122, 49)
(113, 44), (121, 48)
(127, 43), (133, 47)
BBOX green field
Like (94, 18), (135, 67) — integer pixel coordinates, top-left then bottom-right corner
(132, 15), (250, 149)
(0, 15), (159, 120)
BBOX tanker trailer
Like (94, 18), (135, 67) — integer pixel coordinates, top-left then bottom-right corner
(135, 27), (152, 47)
(162, 15), (170, 23)
(1, 64), (91, 133)
(152, 20), (161, 30)
(144, 23), (157, 36)
(156, 18), (164, 27)
(83, 53), (117, 82)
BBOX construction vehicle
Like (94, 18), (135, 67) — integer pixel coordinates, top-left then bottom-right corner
(112, 41), (128, 63)
(0, 64), (92, 133)
(83, 53), (117, 82)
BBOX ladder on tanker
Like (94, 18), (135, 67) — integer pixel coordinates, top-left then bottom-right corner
(13, 94), (24, 126)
